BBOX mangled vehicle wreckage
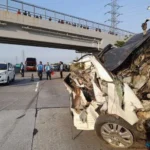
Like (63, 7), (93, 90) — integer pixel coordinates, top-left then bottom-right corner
(64, 30), (150, 149)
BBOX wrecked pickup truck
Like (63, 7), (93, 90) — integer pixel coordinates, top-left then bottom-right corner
(64, 30), (150, 150)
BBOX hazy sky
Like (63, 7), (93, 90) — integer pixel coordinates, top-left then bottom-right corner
(0, 0), (150, 64)
(0, 44), (80, 64)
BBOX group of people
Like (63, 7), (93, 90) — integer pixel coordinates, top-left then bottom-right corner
(37, 61), (52, 80)
(20, 61), (64, 80)
(58, 20), (90, 29)
(17, 9), (102, 33)
(16, 9), (129, 36)
(108, 31), (118, 36)
(95, 28), (101, 32)
(37, 61), (64, 80)
(17, 10), (42, 19)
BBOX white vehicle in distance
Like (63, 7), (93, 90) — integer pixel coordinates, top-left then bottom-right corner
(0, 62), (15, 84)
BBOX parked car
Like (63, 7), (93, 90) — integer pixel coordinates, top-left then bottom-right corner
(51, 65), (59, 71)
(0, 62), (15, 84)
(64, 31), (150, 150)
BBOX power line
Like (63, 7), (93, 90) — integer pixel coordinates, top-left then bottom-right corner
(122, 11), (149, 18)
(105, 0), (123, 32)
(123, 10), (147, 15)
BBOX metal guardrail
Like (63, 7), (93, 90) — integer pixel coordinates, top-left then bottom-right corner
(0, 0), (135, 37)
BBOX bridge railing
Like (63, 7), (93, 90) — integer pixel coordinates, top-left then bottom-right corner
(0, 0), (134, 38)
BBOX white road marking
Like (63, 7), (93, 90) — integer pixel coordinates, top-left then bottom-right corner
(35, 82), (39, 92)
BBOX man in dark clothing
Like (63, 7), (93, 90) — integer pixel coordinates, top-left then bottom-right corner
(40, 15), (42, 19)
(49, 17), (52, 21)
(37, 61), (44, 80)
(20, 62), (24, 77)
(23, 11), (27, 16)
(28, 12), (31, 17)
(142, 19), (150, 35)
(60, 61), (64, 78)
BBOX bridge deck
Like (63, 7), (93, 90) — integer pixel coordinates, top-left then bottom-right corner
(0, 10), (126, 51)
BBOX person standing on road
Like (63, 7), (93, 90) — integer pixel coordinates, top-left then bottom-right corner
(37, 61), (44, 80)
(60, 61), (64, 78)
(45, 62), (52, 80)
(20, 62), (25, 77)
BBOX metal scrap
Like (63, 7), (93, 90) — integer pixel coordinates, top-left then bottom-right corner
(115, 43), (150, 102)
(67, 38), (150, 130)
(111, 38), (150, 133)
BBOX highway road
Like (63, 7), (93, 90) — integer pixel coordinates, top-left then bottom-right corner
(0, 72), (100, 150)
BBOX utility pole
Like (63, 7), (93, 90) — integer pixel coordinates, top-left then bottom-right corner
(22, 50), (25, 63)
(6, 0), (8, 11)
(105, 0), (123, 33)
(15, 56), (18, 64)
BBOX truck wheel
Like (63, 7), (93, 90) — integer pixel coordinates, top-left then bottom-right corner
(95, 115), (141, 150)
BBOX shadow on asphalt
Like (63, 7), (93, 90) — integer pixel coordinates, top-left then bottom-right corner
(0, 78), (38, 87)
(50, 77), (64, 80)
(0, 77), (65, 87)
(8, 78), (63, 87)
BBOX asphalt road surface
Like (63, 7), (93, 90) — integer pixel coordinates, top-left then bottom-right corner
(0, 72), (102, 150)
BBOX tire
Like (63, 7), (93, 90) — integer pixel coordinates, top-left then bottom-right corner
(95, 114), (143, 150)
(6, 77), (10, 85)
(12, 75), (15, 82)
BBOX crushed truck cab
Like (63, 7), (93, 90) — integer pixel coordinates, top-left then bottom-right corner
(64, 56), (143, 130)
(64, 30), (150, 149)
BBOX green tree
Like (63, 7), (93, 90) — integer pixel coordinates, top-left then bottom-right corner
(114, 41), (125, 47)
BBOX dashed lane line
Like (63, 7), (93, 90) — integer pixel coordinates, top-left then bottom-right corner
(35, 82), (39, 92)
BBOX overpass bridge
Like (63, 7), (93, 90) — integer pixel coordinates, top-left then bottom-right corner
(0, 0), (134, 52)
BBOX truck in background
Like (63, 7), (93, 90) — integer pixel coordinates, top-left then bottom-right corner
(25, 58), (37, 71)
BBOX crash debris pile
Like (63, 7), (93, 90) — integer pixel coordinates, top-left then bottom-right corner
(68, 39), (150, 131)
(70, 62), (85, 72)
(116, 45), (150, 100)
(116, 43), (150, 126)
(69, 67), (95, 114)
